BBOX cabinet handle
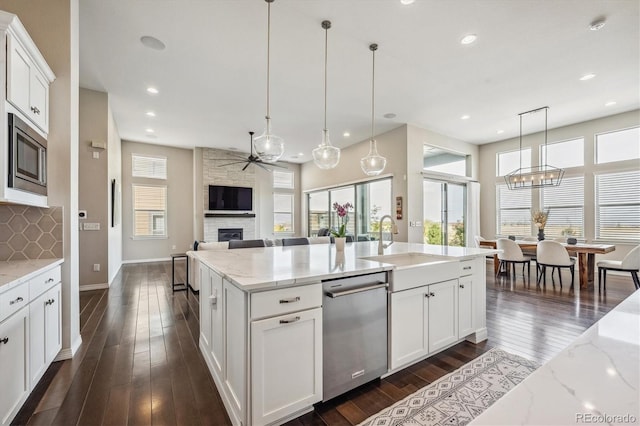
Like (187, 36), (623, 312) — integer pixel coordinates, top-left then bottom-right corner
(45, 299), (55, 306)
(279, 316), (300, 324)
(463, 266), (472, 270)
(0, 337), (8, 345)
(429, 292), (435, 297)
(459, 284), (465, 289)
(425, 293), (430, 298)
(279, 297), (300, 304)
(46, 278), (55, 283)
(10, 296), (24, 305)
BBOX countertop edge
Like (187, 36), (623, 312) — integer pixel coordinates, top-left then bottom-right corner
(0, 258), (64, 293)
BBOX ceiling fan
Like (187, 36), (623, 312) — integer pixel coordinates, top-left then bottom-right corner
(216, 131), (286, 171)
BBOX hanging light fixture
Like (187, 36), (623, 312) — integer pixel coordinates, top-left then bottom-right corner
(505, 106), (564, 189)
(360, 43), (387, 176)
(312, 20), (341, 169)
(253, 0), (284, 163)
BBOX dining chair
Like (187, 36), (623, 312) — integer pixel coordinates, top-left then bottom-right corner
(228, 239), (266, 249)
(496, 238), (531, 279)
(536, 240), (575, 288)
(474, 235), (486, 248)
(282, 237), (310, 246)
(308, 236), (331, 245)
(317, 228), (330, 237)
(597, 245), (640, 292)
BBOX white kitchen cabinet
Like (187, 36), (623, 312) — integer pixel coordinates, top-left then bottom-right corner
(0, 306), (29, 426)
(251, 307), (322, 426)
(199, 265), (211, 351)
(29, 282), (61, 389)
(224, 280), (247, 426)
(209, 270), (224, 379)
(427, 279), (458, 353)
(44, 284), (61, 365)
(458, 276), (474, 338)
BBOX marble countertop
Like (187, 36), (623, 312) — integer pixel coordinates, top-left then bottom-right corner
(0, 258), (64, 293)
(191, 241), (498, 290)
(472, 290), (640, 425)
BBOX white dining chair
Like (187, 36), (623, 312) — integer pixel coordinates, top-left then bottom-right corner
(597, 245), (640, 292)
(496, 238), (531, 279)
(474, 235), (485, 248)
(537, 240), (575, 288)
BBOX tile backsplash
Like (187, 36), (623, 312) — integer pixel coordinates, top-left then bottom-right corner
(0, 205), (63, 261)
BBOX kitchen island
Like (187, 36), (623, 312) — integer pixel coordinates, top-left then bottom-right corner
(192, 241), (498, 426)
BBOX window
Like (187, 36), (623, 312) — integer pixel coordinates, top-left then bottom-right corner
(496, 183), (531, 236)
(596, 170), (640, 241)
(541, 176), (584, 237)
(273, 170), (294, 189)
(308, 191), (329, 235)
(273, 193), (293, 233)
(133, 184), (167, 237)
(132, 154), (167, 179)
(423, 145), (468, 177)
(356, 179), (392, 241)
(497, 148), (531, 176)
(541, 138), (584, 169)
(595, 127), (640, 164)
(330, 187), (356, 237)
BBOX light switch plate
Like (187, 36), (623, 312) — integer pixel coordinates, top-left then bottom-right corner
(84, 223), (100, 231)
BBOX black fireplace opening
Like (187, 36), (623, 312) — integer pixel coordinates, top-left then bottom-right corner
(218, 228), (243, 242)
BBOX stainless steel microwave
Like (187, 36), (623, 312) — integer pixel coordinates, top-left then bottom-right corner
(8, 113), (47, 196)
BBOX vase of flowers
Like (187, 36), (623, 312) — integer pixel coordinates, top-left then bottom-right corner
(532, 209), (550, 241)
(331, 202), (353, 251)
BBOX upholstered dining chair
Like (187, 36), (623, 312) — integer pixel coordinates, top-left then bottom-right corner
(282, 237), (310, 246)
(496, 238), (531, 279)
(317, 228), (330, 237)
(474, 235), (486, 248)
(597, 245), (640, 292)
(228, 239), (266, 249)
(536, 240), (575, 288)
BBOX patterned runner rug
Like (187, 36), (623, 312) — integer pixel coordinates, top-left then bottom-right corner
(358, 348), (539, 426)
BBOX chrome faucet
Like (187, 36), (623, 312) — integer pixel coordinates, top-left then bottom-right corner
(378, 215), (398, 255)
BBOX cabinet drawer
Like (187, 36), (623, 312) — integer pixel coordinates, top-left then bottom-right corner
(29, 266), (61, 299)
(459, 260), (474, 277)
(0, 283), (30, 323)
(251, 284), (322, 320)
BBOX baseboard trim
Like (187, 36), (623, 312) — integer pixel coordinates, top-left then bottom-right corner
(79, 283), (109, 291)
(55, 335), (83, 361)
(122, 257), (171, 264)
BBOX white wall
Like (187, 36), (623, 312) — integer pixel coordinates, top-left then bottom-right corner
(107, 98), (122, 282)
(478, 109), (640, 261)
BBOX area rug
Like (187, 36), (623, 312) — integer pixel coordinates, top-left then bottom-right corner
(358, 348), (539, 426)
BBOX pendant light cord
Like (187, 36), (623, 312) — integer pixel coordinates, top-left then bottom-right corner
(323, 23), (328, 131)
(519, 114), (522, 171)
(266, 1), (271, 120)
(370, 44), (377, 140)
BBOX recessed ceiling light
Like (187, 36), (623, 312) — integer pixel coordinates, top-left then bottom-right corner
(605, 101), (616, 107)
(383, 113), (397, 119)
(145, 111), (156, 117)
(461, 115), (470, 120)
(140, 35), (166, 51)
(580, 73), (596, 81)
(297, 152), (304, 156)
(145, 128), (154, 133)
(589, 19), (606, 31)
(146, 87), (159, 94)
(460, 34), (477, 45)
(400, 0), (415, 5)
(497, 129), (505, 134)
(343, 132), (350, 137)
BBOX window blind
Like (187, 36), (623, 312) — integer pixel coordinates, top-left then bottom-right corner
(596, 171), (640, 241)
(496, 183), (531, 236)
(273, 170), (294, 189)
(132, 154), (167, 179)
(273, 193), (293, 233)
(541, 176), (584, 237)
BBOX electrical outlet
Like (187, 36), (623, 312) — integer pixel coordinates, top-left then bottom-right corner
(93, 264), (100, 272)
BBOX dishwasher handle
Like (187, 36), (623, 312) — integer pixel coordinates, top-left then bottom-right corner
(325, 282), (388, 298)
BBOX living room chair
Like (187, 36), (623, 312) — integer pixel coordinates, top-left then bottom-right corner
(282, 237), (310, 246)
(496, 238), (531, 279)
(597, 245), (640, 292)
(537, 240), (575, 288)
(228, 239), (266, 249)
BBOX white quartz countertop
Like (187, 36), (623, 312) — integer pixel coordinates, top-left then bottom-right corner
(472, 289), (640, 425)
(191, 241), (498, 290)
(0, 258), (64, 293)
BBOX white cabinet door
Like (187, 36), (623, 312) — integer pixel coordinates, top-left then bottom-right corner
(28, 292), (47, 389)
(0, 308), (29, 426)
(224, 281), (246, 426)
(458, 276), (474, 338)
(251, 307), (322, 426)
(29, 69), (48, 131)
(390, 286), (428, 370)
(427, 280), (458, 353)
(6, 35), (31, 116)
(199, 265), (211, 351)
(44, 284), (61, 364)
(209, 270), (224, 378)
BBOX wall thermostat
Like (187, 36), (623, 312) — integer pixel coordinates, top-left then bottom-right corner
(79, 210), (87, 219)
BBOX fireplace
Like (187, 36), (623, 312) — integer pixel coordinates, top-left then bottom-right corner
(218, 228), (243, 242)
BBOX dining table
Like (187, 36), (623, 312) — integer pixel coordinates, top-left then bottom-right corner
(478, 239), (616, 290)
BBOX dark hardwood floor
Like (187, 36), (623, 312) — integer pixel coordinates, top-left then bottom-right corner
(12, 261), (638, 426)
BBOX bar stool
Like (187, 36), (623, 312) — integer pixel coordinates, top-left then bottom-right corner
(170, 253), (189, 298)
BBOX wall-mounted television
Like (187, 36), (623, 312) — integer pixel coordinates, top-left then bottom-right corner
(208, 185), (253, 211)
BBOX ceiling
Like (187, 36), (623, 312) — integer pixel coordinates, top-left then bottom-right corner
(79, 0), (640, 163)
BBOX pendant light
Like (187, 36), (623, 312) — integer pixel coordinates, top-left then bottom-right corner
(253, 0), (284, 163)
(360, 43), (387, 176)
(505, 106), (564, 189)
(312, 20), (340, 169)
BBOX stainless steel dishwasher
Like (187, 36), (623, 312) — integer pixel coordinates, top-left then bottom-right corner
(322, 271), (388, 402)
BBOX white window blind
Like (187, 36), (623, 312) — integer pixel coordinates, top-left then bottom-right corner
(541, 176), (584, 237)
(273, 170), (294, 189)
(273, 193), (293, 233)
(496, 183), (531, 236)
(497, 148), (531, 176)
(541, 138), (584, 168)
(133, 185), (167, 237)
(596, 127), (640, 164)
(596, 171), (640, 241)
(132, 154), (167, 179)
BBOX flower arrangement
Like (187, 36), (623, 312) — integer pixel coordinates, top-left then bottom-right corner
(331, 202), (353, 238)
(532, 208), (550, 230)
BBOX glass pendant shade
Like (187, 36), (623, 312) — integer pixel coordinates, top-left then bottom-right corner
(313, 129), (340, 169)
(253, 117), (284, 163)
(360, 139), (387, 176)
